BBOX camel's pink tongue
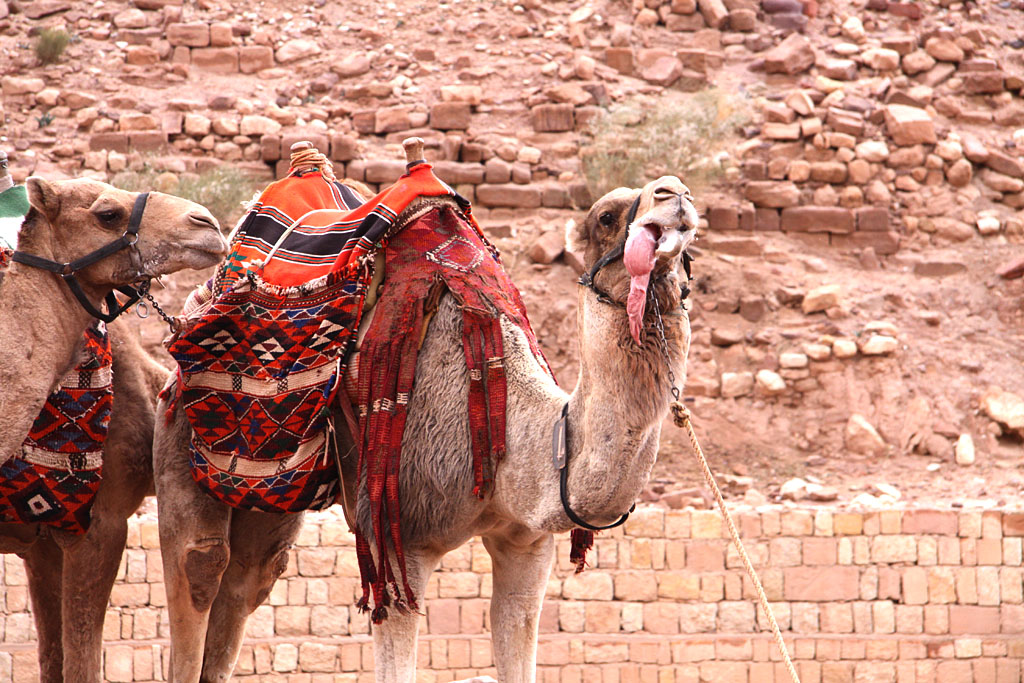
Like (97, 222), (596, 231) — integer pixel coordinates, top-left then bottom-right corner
(623, 226), (657, 344)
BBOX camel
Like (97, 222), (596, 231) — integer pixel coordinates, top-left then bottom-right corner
(0, 176), (227, 682)
(153, 172), (696, 682)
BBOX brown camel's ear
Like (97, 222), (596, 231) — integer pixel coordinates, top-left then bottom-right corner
(26, 176), (61, 223)
(566, 216), (588, 253)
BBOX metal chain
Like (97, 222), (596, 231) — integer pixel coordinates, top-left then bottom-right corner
(134, 280), (180, 333)
(651, 290), (801, 683)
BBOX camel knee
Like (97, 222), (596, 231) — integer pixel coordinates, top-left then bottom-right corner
(184, 538), (229, 612)
(251, 545), (291, 608)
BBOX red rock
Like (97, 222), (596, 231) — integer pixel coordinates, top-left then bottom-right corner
(996, 256), (1024, 280)
(698, 0), (729, 28)
(128, 132), (168, 152)
(755, 208), (780, 231)
(431, 161), (484, 185)
(239, 46), (274, 73)
(666, 13), (707, 30)
(762, 0), (801, 12)
(364, 160), (407, 184)
(190, 47), (238, 73)
(780, 206), (854, 233)
(641, 57), (683, 86)
(531, 104), (574, 132)
(125, 46), (160, 66)
(708, 206), (739, 230)
(430, 102), (472, 131)
(605, 47), (634, 76)
(475, 184), (542, 209)
(89, 133), (129, 153)
(21, 0), (70, 18)
(374, 108), (411, 134)
(528, 231), (565, 264)
(167, 22), (210, 47)
(763, 33), (814, 75)
(884, 105), (936, 146)
(886, 1), (921, 18)
(985, 151), (1024, 179)
(855, 207), (889, 231)
(329, 134), (358, 162)
(260, 135), (281, 162)
(963, 71), (1004, 94)
(744, 181), (800, 208)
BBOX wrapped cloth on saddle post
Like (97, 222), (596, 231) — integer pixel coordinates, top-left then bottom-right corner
(166, 159), (553, 620)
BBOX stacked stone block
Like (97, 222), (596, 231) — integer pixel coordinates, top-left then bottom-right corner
(4, 506), (1024, 681)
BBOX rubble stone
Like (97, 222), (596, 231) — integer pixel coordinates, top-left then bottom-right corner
(764, 34), (815, 74)
(846, 414), (887, 456)
(884, 105), (936, 146)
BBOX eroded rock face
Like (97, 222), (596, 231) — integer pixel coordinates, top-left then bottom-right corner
(846, 414), (887, 456)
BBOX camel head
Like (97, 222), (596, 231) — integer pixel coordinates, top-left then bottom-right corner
(569, 176), (698, 344)
(21, 177), (227, 287)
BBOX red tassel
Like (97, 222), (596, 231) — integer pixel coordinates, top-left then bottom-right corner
(570, 529), (595, 574)
(462, 317), (489, 499)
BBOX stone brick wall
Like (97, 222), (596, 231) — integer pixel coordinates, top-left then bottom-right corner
(3, 505), (1024, 681)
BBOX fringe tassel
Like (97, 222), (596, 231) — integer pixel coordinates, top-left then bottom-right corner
(462, 317), (490, 498)
(483, 317), (508, 480)
(570, 529), (595, 574)
(157, 371), (184, 425)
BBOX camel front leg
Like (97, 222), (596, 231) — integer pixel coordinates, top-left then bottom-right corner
(60, 513), (129, 683)
(482, 531), (555, 683)
(372, 550), (441, 683)
(153, 406), (232, 683)
(199, 509), (305, 682)
(20, 538), (64, 683)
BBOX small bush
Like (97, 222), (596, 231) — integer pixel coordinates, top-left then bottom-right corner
(35, 28), (71, 66)
(580, 89), (751, 199)
(112, 164), (261, 229)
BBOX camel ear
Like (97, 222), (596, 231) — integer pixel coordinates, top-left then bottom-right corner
(26, 177), (60, 222)
(565, 217), (587, 252)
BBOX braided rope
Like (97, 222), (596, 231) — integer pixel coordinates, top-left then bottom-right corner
(671, 401), (801, 683)
(289, 147), (336, 182)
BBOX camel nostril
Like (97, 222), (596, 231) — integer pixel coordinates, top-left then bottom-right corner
(189, 213), (219, 231)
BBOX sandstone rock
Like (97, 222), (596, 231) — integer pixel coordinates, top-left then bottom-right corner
(781, 206), (853, 233)
(605, 47), (635, 75)
(841, 16), (865, 42)
(333, 53), (371, 78)
(884, 105), (936, 146)
(239, 46), (274, 73)
(924, 37), (963, 62)
(191, 47), (238, 73)
(430, 102), (471, 130)
(21, 0), (70, 18)
(545, 83), (594, 106)
(832, 338), (858, 358)
(698, 0), (730, 28)
(114, 8), (147, 28)
(763, 122), (801, 140)
(711, 327), (744, 346)
(963, 71), (1004, 94)
(780, 477), (808, 500)
(756, 369), (786, 394)
(863, 48), (900, 71)
(167, 22), (210, 47)
(1, 77), (45, 97)
(913, 260), (966, 277)
(239, 115), (281, 136)
(860, 335), (897, 355)
(902, 50), (935, 75)
(730, 8), (756, 30)
(955, 434), (975, 466)
(532, 104), (574, 132)
(183, 113), (211, 137)
(997, 257), (1024, 280)
(977, 214), (1002, 236)
(641, 57), (682, 86)
(721, 372), (754, 398)
(981, 387), (1024, 432)
(209, 22), (233, 47)
(779, 352), (808, 368)
(981, 169), (1024, 194)
(475, 184), (542, 208)
(276, 39), (320, 64)
(945, 159), (972, 187)
(528, 230), (565, 264)
(822, 59), (858, 81)
(846, 414), (886, 456)
(124, 46), (160, 66)
(961, 135), (989, 164)
(932, 217), (974, 242)
(985, 151), (1024, 179)
(802, 284), (841, 314)
(764, 33), (814, 75)
(785, 91), (814, 116)
(743, 181), (800, 208)
(855, 140), (889, 162)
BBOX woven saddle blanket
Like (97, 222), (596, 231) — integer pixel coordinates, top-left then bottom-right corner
(0, 251), (112, 535)
(166, 163), (476, 513)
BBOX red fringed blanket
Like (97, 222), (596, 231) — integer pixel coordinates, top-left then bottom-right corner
(353, 202), (550, 620)
(0, 320), (112, 534)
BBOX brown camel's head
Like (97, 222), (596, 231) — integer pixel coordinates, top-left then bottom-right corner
(569, 176), (698, 343)
(21, 177), (227, 286)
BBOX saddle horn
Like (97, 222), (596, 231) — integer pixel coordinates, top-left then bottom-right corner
(402, 137), (425, 170)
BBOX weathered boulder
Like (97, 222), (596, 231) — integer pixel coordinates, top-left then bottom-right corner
(884, 105), (936, 146)
(764, 33), (815, 74)
(846, 414), (887, 456)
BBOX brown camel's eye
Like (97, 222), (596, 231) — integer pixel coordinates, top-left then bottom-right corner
(598, 211), (615, 228)
(96, 209), (122, 226)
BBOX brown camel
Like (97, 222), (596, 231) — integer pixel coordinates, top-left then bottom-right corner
(153, 174), (695, 682)
(0, 177), (227, 682)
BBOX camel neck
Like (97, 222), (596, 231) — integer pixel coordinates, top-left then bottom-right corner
(562, 287), (688, 525)
(0, 246), (102, 455)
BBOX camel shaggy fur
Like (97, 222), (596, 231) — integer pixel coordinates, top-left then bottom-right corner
(153, 175), (695, 682)
(0, 177), (226, 682)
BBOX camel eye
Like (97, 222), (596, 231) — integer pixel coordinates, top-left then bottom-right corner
(598, 211), (615, 227)
(96, 209), (121, 226)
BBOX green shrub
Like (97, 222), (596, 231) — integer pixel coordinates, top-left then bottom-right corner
(112, 164), (261, 229)
(579, 89), (750, 199)
(35, 28), (71, 65)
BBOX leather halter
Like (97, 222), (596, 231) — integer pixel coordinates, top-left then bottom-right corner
(11, 192), (151, 323)
(553, 401), (635, 531)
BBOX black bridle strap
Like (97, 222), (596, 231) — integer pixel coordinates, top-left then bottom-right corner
(11, 192), (150, 323)
(553, 402), (634, 532)
(577, 193), (643, 300)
